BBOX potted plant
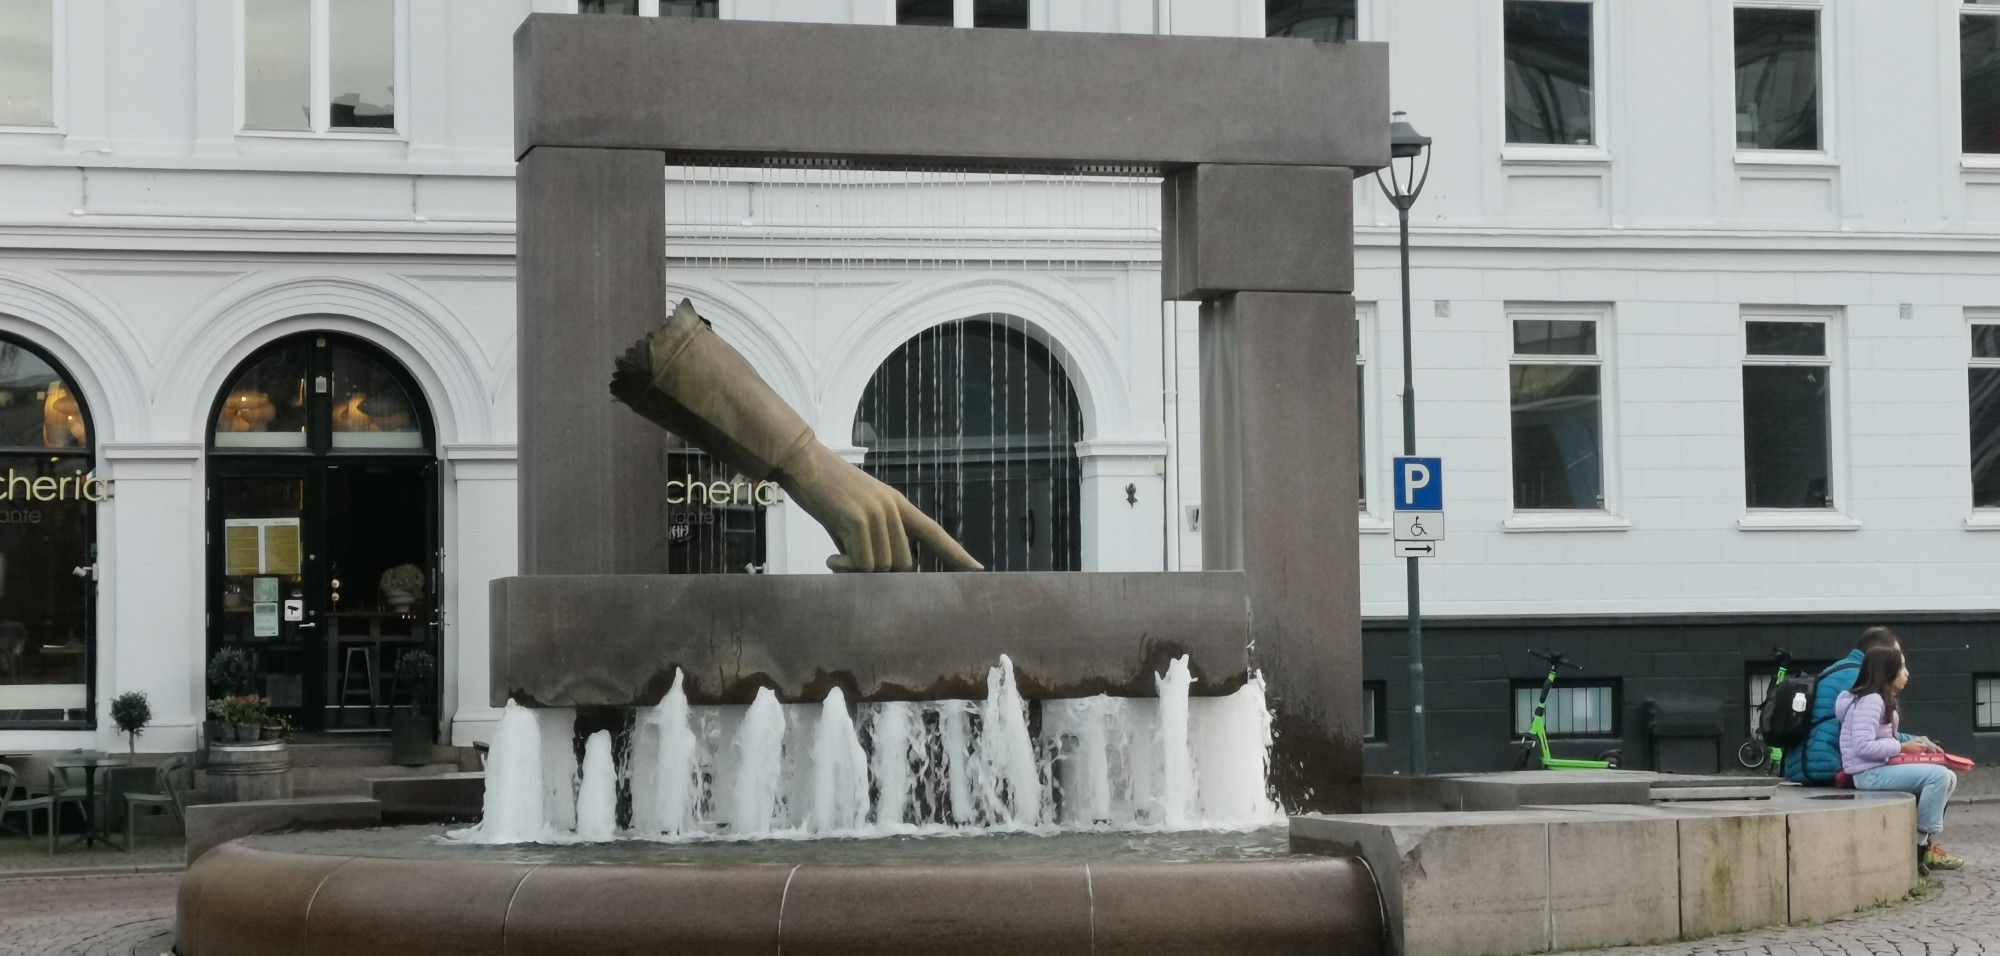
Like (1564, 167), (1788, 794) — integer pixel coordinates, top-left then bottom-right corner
(206, 647), (257, 746)
(225, 695), (270, 743)
(110, 691), (151, 753)
(379, 564), (425, 613)
(390, 649), (438, 766)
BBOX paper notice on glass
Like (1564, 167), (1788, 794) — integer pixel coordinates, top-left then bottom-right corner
(252, 602), (281, 637)
(253, 576), (280, 603)
(222, 518), (303, 575)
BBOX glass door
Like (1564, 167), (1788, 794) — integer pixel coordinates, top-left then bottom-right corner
(212, 467), (322, 725)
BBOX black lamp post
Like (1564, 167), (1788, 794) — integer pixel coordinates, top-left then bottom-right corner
(1374, 111), (1432, 775)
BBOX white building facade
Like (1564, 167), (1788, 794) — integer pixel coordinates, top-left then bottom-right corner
(0, 0), (1995, 772)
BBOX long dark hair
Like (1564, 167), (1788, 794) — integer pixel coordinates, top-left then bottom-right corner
(1849, 645), (1905, 722)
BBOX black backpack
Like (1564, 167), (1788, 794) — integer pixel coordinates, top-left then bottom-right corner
(1758, 673), (1821, 750)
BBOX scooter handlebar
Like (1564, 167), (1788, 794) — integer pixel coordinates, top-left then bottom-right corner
(1526, 649), (1585, 670)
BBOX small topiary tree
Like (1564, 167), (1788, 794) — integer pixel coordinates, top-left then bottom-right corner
(207, 646), (256, 697)
(110, 691), (152, 753)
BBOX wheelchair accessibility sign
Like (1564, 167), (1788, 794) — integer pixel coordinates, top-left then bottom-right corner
(1391, 457), (1443, 557)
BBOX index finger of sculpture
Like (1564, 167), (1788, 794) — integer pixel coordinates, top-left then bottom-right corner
(900, 498), (982, 571)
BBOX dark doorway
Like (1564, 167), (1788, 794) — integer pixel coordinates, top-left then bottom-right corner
(206, 334), (438, 733)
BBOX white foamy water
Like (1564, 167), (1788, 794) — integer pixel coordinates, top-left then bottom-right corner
(574, 730), (618, 841)
(458, 655), (1280, 844)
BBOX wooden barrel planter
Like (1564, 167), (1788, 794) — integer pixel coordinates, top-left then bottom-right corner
(206, 741), (293, 803)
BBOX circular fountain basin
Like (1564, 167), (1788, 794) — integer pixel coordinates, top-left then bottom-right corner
(178, 825), (1383, 956)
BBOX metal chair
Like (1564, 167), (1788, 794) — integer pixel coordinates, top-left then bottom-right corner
(0, 763), (55, 852)
(121, 756), (190, 851)
(45, 751), (101, 852)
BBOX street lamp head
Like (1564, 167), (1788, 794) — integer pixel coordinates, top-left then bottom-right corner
(1374, 110), (1433, 209)
(1388, 111), (1432, 159)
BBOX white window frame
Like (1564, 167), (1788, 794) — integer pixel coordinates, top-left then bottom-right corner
(1737, 306), (1858, 530)
(1496, 0), (1611, 164)
(234, 0), (408, 139)
(1961, 3), (2000, 166)
(1357, 302), (1390, 531)
(1502, 303), (1628, 532)
(1969, 312), (2000, 526)
(1729, 0), (1837, 167)
(0, 0), (65, 135)
(1977, 675), (2000, 730)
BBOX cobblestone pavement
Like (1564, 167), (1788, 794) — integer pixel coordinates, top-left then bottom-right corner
(1574, 799), (2000, 956)
(0, 873), (176, 956)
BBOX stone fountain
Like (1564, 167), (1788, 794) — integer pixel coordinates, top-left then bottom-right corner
(177, 15), (1389, 955)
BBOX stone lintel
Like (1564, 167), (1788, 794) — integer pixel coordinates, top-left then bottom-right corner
(1164, 165), (1356, 300)
(515, 15), (1388, 172)
(491, 571), (1251, 708)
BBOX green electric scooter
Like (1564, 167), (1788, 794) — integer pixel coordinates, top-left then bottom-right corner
(1514, 649), (1623, 770)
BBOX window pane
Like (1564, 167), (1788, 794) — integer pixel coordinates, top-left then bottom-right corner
(1979, 676), (2000, 730)
(0, 339), (88, 449)
(1356, 359), (1366, 507)
(1267, 0), (1357, 42)
(1743, 365), (1831, 508)
(1973, 368), (2000, 508)
(1511, 364), (1602, 510)
(214, 346), (311, 449)
(0, 454), (93, 722)
(1504, 0), (1593, 146)
(659, 0), (718, 15)
(578, 0), (638, 11)
(0, 0), (54, 127)
(974, 0), (1026, 28)
(1965, 17), (2000, 153)
(1514, 684), (1613, 736)
(897, 0), (954, 26)
(330, 0), (396, 129)
(1745, 320), (1825, 356)
(1513, 318), (1596, 356)
(1735, 7), (1819, 150)
(329, 346), (425, 449)
(1974, 324), (2000, 359)
(244, 0), (312, 132)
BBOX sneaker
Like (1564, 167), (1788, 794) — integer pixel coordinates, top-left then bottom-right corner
(1925, 844), (1965, 871)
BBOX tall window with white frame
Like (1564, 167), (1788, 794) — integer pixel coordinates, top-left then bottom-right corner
(1503, 0), (1593, 146)
(1355, 310), (1367, 510)
(1267, 0), (1357, 42)
(1964, 5), (2000, 154)
(0, 0), (54, 128)
(1510, 312), (1605, 511)
(896, 0), (1027, 28)
(243, 0), (398, 134)
(1734, 4), (1820, 151)
(1743, 316), (1834, 509)
(1971, 319), (2000, 510)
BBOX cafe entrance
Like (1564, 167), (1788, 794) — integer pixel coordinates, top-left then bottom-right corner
(205, 333), (439, 733)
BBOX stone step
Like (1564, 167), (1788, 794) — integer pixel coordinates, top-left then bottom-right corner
(294, 762), (464, 797)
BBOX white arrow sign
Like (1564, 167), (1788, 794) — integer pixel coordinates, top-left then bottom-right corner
(1394, 540), (1439, 558)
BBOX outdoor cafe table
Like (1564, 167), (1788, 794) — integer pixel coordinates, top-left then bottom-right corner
(50, 754), (125, 850)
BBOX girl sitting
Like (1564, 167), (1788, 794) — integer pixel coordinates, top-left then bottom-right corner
(1837, 644), (1961, 873)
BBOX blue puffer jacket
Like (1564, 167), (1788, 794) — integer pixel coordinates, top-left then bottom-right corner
(1781, 652), (1862, 784)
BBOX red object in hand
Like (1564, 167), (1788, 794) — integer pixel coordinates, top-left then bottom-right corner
(1887, 751), (1975, 772)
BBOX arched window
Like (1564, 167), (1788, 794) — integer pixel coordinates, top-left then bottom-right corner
(206, 333), (438, 732)
(853, 316), (1083, 572)
(0, 333), (97, 726)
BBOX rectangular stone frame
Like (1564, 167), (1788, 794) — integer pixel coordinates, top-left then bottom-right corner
(509, 14), (1386, 812)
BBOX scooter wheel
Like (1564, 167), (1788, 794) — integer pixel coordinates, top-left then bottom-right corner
(1737, 740), (1769, 770)
(1597, 750), (1622, 769)
(1514, 740), (1535, 770)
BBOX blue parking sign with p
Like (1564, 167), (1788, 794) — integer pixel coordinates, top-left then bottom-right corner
(1393, 457), (1441, 511)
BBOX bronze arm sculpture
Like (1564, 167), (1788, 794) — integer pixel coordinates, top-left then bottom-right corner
(611, 299), (982, 573)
